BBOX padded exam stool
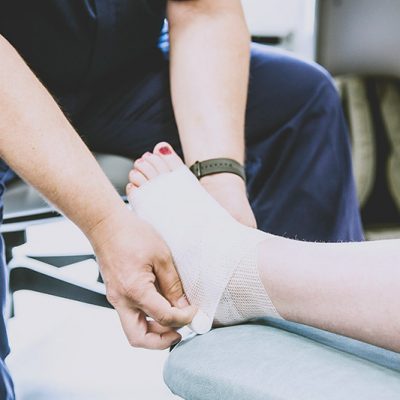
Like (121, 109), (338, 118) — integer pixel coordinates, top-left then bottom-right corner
(164, 318), (400, 400)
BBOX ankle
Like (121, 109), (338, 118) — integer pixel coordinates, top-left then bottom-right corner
(256, 237), (296, 320)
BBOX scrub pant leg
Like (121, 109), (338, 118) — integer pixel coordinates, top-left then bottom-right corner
(0, 160), (16, 400)
(76, 43), (363, 242)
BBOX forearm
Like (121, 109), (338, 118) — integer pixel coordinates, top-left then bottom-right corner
(168, 0), (250, 165)
(0, 35), (126, 238)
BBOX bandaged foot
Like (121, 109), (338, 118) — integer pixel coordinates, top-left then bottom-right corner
(127, 143), (282, 334)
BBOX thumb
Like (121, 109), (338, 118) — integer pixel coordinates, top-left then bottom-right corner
(154, 252), (191, 309)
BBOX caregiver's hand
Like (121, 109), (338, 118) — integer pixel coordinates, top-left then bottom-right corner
(89, 208), (195, 350)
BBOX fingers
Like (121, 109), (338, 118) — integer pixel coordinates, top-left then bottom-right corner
(117, 307), (182, 350)
(97, 215), (194, 349)
(153, 251), (191, 308)
(139, 285), (196, 328)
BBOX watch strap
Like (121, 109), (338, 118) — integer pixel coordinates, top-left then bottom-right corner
(189, 158), (246, 181)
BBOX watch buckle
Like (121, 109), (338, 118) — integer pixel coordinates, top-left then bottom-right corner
(193, 161), (202, 178)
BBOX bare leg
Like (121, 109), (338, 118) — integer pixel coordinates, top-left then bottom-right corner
(259, 236), (400, 352)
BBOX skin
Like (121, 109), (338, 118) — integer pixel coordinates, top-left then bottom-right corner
(259, 237), (400, 352)
(129, 143), (400, 353)
(0, 35), (194, 350)
(168, 0), (257, 228)
(0, 1), (255, 349)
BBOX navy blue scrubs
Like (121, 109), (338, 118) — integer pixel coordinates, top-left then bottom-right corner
(0, 1), (363, 396)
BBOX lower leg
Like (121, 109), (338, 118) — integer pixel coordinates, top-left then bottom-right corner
(259, 236), (400, 352)
(128, 144), (399, 351)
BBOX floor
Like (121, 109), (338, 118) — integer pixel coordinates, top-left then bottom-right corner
(7, 219), (181, 400)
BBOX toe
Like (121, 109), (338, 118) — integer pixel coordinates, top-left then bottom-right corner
(129, 168), (147, 187)
(153, 142), (184, 171)
(126, 183), (136, 197)
(133, 157), (158, 179)
(142, 151), (169, 175)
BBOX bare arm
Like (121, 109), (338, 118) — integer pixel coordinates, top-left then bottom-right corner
(167, 0), (256, 227)
(0, 35), (194, 349)
(0, 36), (124, 235)
(167, 0), (249, 164)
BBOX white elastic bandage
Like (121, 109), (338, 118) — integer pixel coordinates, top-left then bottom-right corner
(129, 166), (281, 333)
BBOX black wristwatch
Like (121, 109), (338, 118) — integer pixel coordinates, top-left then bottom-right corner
(189, 158), (246, 181)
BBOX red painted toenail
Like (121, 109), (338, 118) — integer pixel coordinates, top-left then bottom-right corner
(159, 146), (172, 155)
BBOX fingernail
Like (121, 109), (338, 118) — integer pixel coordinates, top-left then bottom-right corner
(176, 295), (190, 308)
(159, 146), (172, 155)
(143, 152), (152, 157)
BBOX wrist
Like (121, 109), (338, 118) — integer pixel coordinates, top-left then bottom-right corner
(189, 158), (246, 182)
(184, 150), (244, 167)
(86, 205), (138, 249)
(200, 172), (246, 191)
